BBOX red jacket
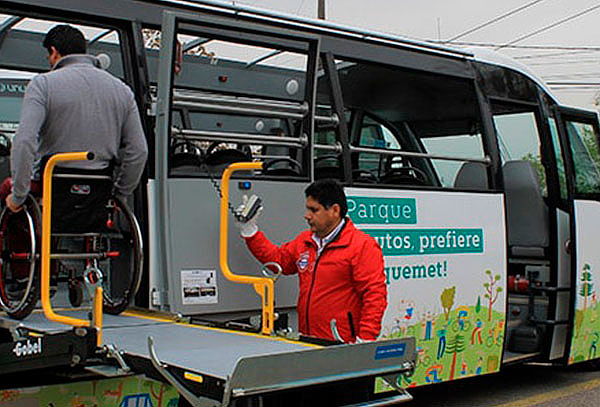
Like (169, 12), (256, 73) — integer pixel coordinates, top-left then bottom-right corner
(244, 219), (387, 342)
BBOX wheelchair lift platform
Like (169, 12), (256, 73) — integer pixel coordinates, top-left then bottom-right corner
(0, 309), (417, 406)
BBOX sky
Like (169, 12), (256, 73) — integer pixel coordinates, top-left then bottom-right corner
(232, 0), (600, 110)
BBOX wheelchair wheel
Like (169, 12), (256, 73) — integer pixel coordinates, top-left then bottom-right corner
(98, 196), (143, 315)
(0, 196), (41, 319)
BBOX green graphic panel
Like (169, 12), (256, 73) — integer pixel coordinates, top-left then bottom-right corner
(377, 307), (504, 390)
(0, 375), (179, 406)
(569, 262), (600, 364)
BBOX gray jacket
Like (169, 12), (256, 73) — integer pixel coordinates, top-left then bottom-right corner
(11, 54), (148, 205)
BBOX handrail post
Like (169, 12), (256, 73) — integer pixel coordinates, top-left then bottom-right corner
(219, 162), (276, 335)
(40, 151), (103, 346)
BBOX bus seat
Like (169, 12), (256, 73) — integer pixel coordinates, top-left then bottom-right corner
(204, 145), (252, 174)
(503, 160), (549, 258)
(381, 169), (428, 186)
(170, 140), (203, 174)
(261, 144), (301, 176)
(454, 162), (488, 189)
(314, 165), (343, 180)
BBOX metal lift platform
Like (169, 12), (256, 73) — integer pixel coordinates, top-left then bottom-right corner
(0, 309), (416, 406)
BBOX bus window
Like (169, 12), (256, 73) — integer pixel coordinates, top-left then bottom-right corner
(548, 117), (568, 200)
(0, 15), (125, 79)
(149, 26), (311, 180)
(314, 127), (342, 180)
(354, 115), (402, 183)
(326, 58), (488, 189)
(420, 132), (486, 188)
(0, 15), (127, 178)
(565, 121), (600, 195)
(492, 106), (547, 196)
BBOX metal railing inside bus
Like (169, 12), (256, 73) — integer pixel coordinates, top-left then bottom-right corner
(171, 128), (489, 166)
(164, 91), (339, 126)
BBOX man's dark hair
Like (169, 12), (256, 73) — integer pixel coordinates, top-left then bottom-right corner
(43, 25), (86, 56)
(305, 179), (348, 218)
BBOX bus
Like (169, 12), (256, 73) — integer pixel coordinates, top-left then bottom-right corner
(1, 0), (600, 405)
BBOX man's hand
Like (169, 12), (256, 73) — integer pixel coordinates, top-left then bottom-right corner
(5, 193), (22, 213)
(235, 194), (262, 238)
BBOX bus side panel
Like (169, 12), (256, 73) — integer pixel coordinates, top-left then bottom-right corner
(0, 375), (179, 406)
(164, 178), (303, 315)
(569, 200), (600, 364)
(345, 188), (507, 387)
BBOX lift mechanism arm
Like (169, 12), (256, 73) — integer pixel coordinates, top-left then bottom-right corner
(219, 161), (276, 335)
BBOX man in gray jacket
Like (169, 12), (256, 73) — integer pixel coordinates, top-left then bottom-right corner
(3, 24), (147, 212)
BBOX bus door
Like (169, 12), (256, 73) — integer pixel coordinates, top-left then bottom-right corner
(150, 10), (321, 317)
(554, 107), (600, 364)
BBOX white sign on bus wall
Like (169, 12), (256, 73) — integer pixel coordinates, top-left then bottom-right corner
(345, 187), (507, 386)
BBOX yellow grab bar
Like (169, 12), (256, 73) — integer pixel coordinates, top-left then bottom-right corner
(219, 162), (275, 335)
(41, 152), (103, 346)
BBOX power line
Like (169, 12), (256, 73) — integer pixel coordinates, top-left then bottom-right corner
(496, 3), (600, 50)
(543, 73), (600, 79)
(446, 0), (547, 42)
(434, 40), (600, 51)
(529, 59), (600, 66)
(515, 50), (599, 60)
(547, 81), (600, 86)
(295, 0), (306, 15)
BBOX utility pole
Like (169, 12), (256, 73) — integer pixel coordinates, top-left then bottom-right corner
(318, 0), (326, 20)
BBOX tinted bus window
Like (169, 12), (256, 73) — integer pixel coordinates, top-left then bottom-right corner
(420, 133), (485, 188)
(493, 108), (547, 196)
(548, 117), (568, 200)
(566, 121), (600, 195)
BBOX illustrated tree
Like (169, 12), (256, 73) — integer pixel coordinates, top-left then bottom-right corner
(446, 333), (466, 380)
(150, 381), (167, 407)
(580, 263), (594, 311)
(483, 270), (502, 321)
(440, 286), (456, 320)
(476, 296), (481, 314)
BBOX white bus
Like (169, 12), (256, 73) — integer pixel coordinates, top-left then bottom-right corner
(0, 0), (599, 405)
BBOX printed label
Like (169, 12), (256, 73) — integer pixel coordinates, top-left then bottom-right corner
(348, 197), (417, 224)
(375, 343), (406, 360)
(12, 337), (42, 357)
(181, 269), (218, 305)
(366, 228), (484, 256)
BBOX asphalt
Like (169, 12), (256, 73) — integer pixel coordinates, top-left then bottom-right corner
(407, 363), (600, 407)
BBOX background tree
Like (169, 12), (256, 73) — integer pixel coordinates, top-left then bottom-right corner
(483, 270), (502, 321)
(476, 296), (481, 314)
(440, 286), (456, 320)
(580, 263), (594, 311)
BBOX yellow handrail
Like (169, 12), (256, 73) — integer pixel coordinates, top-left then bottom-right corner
(219, 162), (275, 335)
(40, 152), (103, 346)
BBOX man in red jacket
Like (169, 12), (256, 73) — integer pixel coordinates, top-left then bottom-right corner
(238, 179), (387, 343)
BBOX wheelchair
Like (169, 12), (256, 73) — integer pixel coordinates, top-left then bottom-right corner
(0, 167), (143, 320)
